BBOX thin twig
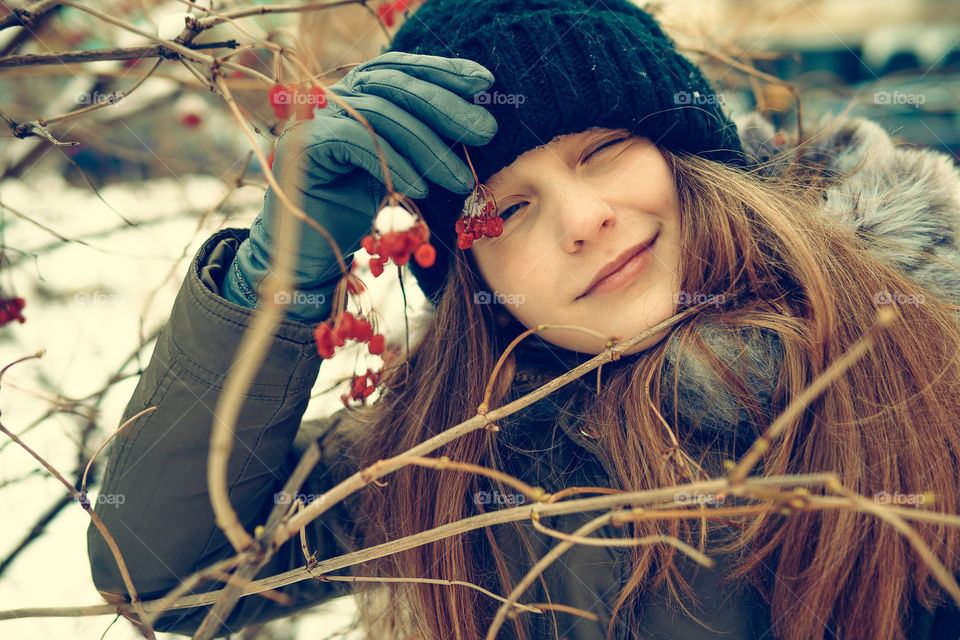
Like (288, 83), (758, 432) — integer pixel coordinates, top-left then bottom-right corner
(727, 307), (896, 483)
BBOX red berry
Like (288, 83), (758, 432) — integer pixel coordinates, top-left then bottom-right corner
(179, 113), (202, 128)
(368, 333), (386, 355)
(411, 222), (429, 242)
(369, 257), (385, 277)
(393, 250), (411, 266)
(363, 385), (376, 398)
(316, 339), (335, 359)
(361, 235), (376, 254)
(310, 86), (327, 109)
(352, 375), (366, 396)
(401, 230), (420, 253)
(269, 84), (290, 119)
(354, 318), (374, 342)
(267, 150), (275, 170)
(483, 216), (503, 238)
(471, 217), (485, 237)
(335, 312), (356, 340)
(457, 232), (474, 249)
(455, 218), (468, 235)
(377, 4), (395, 26)
(414, 243), (436, 267)
(379, 232), (403, 257)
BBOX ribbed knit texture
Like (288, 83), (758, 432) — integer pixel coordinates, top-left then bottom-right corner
(386, 0), (746, 304)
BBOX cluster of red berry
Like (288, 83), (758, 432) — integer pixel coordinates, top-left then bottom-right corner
(361, 222), (436, 277)
(455, 199), (502, 249)
(0, 295), (25, 327)
(313, 310), (385, 359)
(376, 0), (412, 26)
(268, 84), (327, 121)
(341, 368), (383, 407)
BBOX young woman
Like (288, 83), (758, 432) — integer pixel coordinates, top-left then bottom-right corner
(87, 0), (960, 638)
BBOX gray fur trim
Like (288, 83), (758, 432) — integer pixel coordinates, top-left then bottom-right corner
(664, 113), (960, 441)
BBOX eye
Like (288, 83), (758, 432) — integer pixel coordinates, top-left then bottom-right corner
(498, 201), (527, 220)
(584, 136), (629, 162)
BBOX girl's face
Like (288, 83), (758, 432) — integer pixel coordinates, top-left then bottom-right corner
(470, 127), (682, 355)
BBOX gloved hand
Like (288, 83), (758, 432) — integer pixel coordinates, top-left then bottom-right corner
(221, 51), (498, 322)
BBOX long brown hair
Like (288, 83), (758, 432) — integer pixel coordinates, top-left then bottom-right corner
(344, 141), (960, 640)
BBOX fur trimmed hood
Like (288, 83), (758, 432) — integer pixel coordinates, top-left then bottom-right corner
(660, 112), (960, 451)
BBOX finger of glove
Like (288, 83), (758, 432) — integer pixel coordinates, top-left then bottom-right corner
(280, 116), (429, 199)
(335, 93), (479, 194)
(351, 68), (497, 147)
(349, 51), (494, 98)
(258, 168), (382, 284)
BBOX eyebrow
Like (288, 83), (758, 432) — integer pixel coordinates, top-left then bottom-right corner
(484, 166), (515, 191)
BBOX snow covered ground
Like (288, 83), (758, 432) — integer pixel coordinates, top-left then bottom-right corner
(0, 170), (430, 639)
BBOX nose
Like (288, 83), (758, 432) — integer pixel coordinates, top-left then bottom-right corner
(550, 175), (617, 252)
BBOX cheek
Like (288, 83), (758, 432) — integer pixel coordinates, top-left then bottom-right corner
(472, 243), (527, 292)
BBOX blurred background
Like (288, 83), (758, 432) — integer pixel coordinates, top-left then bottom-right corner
(0, 1), (957, 639)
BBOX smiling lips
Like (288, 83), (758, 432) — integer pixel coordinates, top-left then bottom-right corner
(578, 232), (660, 299)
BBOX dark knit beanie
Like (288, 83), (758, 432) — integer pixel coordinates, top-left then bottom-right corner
(386, 0), (746, 306)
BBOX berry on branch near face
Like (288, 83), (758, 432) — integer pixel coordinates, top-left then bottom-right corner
(315, 310), (382, 360)
(456, 189), (503, 248)
(340, 368), (384, 407)
(362, 205), (435, 278)
(414, 243), (436, 267)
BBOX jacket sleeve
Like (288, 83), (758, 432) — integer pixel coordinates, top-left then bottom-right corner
(86, 227), (363, 637)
